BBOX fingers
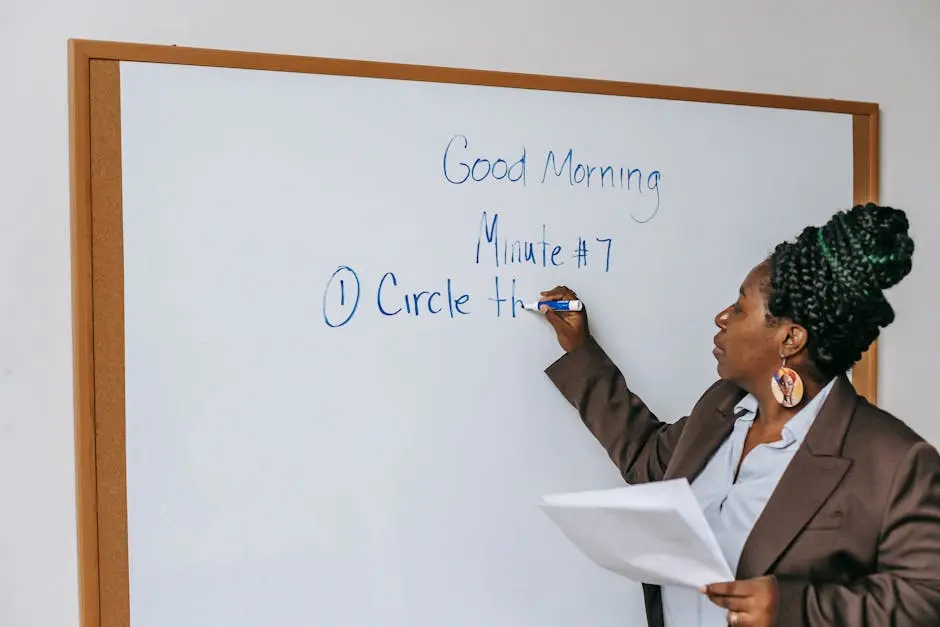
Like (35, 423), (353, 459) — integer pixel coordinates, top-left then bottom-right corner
(540, 285), (578, 301)
(541, 306), (580, 328)
(702, 581), (750, 597)
(538, 285), (588, 352)
(702, 578), (776, 627)
(541, 307), (567, 332)
(703, 581), (753, 613)
(726, 610), (753, 627)
(702, 580), (764, 626)
(706, 593), (751, 612)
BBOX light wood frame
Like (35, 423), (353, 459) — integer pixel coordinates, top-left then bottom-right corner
(67, 38), (880, 627)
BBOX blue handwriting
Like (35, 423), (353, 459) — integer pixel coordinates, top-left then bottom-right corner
(489, 275), (526, 318)
(541, 148), (662, 223)
(322, 265), (471, 328)
(443, 134), (526, 185)
(475, 211), (612, 272)
(377, 271), (470, 318)
(441, 135), (662, 223)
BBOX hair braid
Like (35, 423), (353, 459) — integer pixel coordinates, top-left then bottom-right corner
(765, 203), (914, 379)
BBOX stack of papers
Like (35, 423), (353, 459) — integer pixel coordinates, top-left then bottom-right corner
(539, 479), (732, 588)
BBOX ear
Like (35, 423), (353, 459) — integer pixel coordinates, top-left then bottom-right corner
(779, 323), (809, 359)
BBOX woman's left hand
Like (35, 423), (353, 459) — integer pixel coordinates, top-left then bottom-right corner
(702, 576), (778, 626)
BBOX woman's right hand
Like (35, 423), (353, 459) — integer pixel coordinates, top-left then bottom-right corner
(539, 285), (589, 352)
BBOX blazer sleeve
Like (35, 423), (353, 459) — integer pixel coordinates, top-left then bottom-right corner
(775, 440), (940, 626)
(544, 335), (697, 484)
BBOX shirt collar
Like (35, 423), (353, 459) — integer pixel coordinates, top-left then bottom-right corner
(732, 377), (837, 447)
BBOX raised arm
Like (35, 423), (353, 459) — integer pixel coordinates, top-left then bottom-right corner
(543, 335), (689, 484)
(536, 285), (694, 484)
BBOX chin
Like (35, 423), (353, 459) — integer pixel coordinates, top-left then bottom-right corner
(714, 360), (737, 384)
(715, 355), (728, 379)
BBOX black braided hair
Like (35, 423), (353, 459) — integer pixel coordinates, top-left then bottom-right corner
(764, 202), (914, 380)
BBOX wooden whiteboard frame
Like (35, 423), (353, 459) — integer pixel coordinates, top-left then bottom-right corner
(67, 38), (880, 627)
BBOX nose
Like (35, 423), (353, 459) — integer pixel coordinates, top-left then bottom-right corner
(714, 306), (730, 329)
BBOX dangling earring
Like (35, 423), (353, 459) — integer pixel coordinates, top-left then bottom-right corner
(771, 356), (804, 408)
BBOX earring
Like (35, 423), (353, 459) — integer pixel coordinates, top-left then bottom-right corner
(771, 356), (804, 408)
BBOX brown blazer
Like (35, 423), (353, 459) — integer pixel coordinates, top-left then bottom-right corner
(545, 336), (940, 626)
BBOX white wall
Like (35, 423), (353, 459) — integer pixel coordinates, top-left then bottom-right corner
(2, 1), (938, 626)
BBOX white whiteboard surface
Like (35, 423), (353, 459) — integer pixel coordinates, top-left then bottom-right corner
(118, 60), (853, 626)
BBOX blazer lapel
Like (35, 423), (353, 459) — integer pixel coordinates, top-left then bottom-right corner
(735, 376), (857, 579)
(664, 383), (745, 482)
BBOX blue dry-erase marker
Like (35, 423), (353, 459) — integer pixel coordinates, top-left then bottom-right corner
(522, 299), (584, 312)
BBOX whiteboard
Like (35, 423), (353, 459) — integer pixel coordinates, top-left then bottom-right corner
(117, 60), (853, 626)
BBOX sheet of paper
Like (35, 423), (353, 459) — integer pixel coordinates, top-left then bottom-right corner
(539, 479), (733, 589)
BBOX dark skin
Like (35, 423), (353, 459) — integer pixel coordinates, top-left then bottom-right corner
(540, 260), (834, 627)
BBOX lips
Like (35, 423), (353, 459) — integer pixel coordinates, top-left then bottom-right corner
(712, 336), (725, 357)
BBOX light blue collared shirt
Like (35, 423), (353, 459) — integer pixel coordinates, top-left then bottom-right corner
(661, 379), (835, 627)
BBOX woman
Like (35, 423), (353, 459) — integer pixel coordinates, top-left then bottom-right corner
(539, 203), (940, 627)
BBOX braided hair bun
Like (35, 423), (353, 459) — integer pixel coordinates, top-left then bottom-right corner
(767, 203), (914, 378)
